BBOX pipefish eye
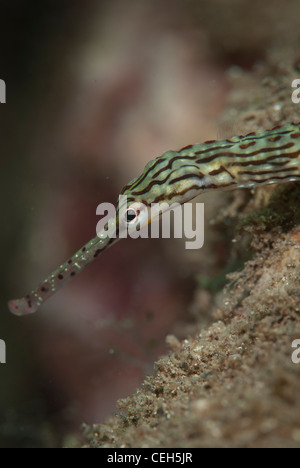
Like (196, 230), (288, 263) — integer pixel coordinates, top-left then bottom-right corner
(125, 207), (140, 224)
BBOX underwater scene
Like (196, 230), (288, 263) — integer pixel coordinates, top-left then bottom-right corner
(1, 0), (300, 449)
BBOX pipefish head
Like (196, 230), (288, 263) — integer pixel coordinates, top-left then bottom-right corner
(117, 150), (208, 230)
(117, 154), (173, 231)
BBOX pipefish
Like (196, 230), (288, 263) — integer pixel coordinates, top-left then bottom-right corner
(8, 122), (300, 316)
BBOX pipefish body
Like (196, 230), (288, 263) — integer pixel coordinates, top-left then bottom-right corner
(8, 122), (300, 316)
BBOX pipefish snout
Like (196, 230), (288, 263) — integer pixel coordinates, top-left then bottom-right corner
(8, 122), (300, 316)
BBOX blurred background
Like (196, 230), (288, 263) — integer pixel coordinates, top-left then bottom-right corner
(0, 0), (298, 448)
